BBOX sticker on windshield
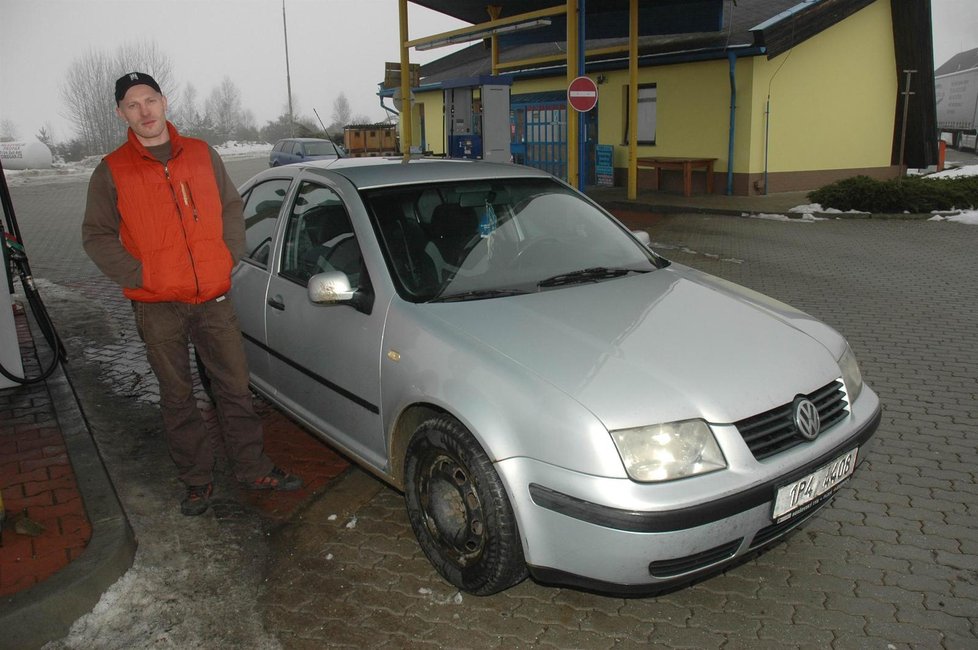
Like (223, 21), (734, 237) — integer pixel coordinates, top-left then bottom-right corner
(480, 201), (498, 238)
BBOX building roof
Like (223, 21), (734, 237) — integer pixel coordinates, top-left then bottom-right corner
(413, 0), (887, 86)
(935, 48), (978, 76)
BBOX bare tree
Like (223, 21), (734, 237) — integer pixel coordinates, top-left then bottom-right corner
(205, 76), (243, 144)
(331, 93), (352, 128)
(60, 41), (175, 155)
(172, 82), (199, 130)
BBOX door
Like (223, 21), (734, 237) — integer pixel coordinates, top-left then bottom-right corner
(263, 178), (388, 470)
(510, 92), (569, 180)
(234, 176), (295, 384)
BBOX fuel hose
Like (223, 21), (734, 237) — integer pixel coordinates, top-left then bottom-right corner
(0, 157), (67, 384)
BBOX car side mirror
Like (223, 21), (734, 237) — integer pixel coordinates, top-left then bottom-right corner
(632, 229), (652, 247)
(307, 271), (357, 304)
(308, 271), (374, 314)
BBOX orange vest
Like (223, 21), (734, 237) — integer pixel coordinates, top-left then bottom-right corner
(105, 122), (233, 304)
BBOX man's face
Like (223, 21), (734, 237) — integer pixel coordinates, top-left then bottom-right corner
(116, 85), (168, 146)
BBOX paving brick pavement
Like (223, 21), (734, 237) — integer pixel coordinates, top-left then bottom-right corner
(5, 164), (976, 647)
(0, 305), (91, 596)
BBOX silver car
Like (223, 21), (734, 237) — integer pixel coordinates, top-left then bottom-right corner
(230, 157), (881, 595)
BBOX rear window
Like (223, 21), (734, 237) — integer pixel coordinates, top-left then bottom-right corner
(305, 141), (339, 156)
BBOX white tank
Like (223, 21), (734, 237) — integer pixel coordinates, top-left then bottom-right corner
(0, 140), (54, 170)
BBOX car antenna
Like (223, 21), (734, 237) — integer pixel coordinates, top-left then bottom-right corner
(313, 108), (329, 139)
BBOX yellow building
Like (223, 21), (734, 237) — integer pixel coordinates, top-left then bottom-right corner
(393, 0), (936, 195)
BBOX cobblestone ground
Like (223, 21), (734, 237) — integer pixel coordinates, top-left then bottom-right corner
(260, 214), (978, 649)
(8, 167), (976, 648)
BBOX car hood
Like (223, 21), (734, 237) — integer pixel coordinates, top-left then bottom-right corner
(422, 265), (844, 430)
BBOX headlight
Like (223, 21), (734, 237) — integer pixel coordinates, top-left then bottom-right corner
(610, 420), (726, 483)
(838, 344), (863, 402)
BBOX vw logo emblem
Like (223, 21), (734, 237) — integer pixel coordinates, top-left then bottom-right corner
(794, 398), (821, 440)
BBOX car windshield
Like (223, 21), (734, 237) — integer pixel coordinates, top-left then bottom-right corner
(362, 177), (660, 302)
(306, 141), (339, 156)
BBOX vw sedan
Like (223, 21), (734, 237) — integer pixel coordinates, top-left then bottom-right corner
(230, 157), (881, 595)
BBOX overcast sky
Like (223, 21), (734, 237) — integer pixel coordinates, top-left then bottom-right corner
(0, 0), (468, 142)
(1, 0), (975, 144)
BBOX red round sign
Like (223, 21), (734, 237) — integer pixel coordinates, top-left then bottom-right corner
(567, 76), (598, 112)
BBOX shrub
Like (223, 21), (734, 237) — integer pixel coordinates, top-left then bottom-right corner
(808, 175), (978, 213)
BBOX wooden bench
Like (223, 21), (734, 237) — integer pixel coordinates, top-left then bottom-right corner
(637, 157), (717, 197)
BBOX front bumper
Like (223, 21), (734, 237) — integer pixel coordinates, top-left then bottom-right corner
(498, 389), (882, 594)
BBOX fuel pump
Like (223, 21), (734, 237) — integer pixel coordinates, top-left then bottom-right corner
(444, 79), (511, 164)
(0, 158), (66, 386)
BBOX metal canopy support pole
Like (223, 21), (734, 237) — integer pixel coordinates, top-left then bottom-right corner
(399, 0), (413, 158)
(627, 0), (638, 200)
(898, 69), (917, 175)
(566, 0), (579, 188)
(577, 0), (587, 191)
(488, 5), (502, 76)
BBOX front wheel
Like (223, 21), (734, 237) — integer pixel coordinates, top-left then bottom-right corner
(404, 415), (527, 595)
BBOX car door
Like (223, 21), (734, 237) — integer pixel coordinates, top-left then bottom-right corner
(263, 175), (389, 471)
(232, 175), (295, 388)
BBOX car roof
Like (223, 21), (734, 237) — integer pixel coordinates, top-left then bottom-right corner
(278, 137), (332, 143)
(253, 157), (554, 190)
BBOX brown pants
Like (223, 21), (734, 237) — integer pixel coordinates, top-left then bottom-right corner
(133, 295), (273, 486)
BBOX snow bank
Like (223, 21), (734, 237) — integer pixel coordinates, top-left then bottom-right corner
(2, 141), (271, 186)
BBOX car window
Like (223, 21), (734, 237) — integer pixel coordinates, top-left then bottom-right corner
(362, 177), (658, 302)
(273, 141), (287, 153)
(290, 141), (303, 156)
(279, 181), (364, 287)
(242, 178), (292, 266)
(305, 141), (338, 156)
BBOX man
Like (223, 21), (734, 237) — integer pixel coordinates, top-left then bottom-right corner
(83, 72), (301, 516)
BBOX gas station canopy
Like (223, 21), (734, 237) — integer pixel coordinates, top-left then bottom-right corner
(408, 0), (724, 43)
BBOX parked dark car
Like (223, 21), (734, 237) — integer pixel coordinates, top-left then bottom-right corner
(268, 138), (344, 167)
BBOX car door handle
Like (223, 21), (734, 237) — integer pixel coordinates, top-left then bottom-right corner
(267, 296), (285, 311)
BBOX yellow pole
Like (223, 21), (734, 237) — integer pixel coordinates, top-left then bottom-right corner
(399, 0), (412, 158)
(627, 0), (638, 199)
(566, 0), (579, 188)
(488, 5), (502, 76)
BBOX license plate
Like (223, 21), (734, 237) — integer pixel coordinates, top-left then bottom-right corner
(772, 448), (858, 522)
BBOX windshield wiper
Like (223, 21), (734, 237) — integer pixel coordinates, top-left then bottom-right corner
(537, 267), (645, 288)
(429, 288), (527, 303)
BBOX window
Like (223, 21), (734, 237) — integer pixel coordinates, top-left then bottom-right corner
(623, 83), (657, 146)
(242, 179), (291, 266)
(280, 182), (363, 286)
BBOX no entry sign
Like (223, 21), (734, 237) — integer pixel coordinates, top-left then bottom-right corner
(567, 76), (598, 112)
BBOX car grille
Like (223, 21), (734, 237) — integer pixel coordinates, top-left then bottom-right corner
(735, 380), (848, 460)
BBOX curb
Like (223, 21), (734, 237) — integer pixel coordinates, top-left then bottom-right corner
(0, 362), (136, 650)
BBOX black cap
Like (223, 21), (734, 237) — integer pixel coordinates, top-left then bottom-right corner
(114, 72), (162, 103)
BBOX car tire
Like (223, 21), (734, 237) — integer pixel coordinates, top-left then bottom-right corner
(404, 415), (528, 595)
